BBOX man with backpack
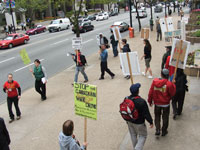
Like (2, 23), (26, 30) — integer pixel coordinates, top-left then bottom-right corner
(148, 69), (176, 136)
(72, 49), (88, 84)
(120, 83), (153, 150)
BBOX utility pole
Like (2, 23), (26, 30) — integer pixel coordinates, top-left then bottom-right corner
(165, 0), (167, 18)
(128, 0), (133, 27)
(9, 0), (15, 32)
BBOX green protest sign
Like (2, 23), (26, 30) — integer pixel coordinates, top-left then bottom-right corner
(20, 48), (31, 65)
(74, 83), (97, 120)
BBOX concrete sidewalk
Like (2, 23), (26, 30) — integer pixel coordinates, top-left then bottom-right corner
(0, 14), (200, 150)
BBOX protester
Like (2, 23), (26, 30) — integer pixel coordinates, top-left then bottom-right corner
(125, 83), (153, 150)
(110, 30), (118, 57)
(156, 18), (162, 42)
(20, 22), (24, 31)
(165, 55), (175, 81)
(120, 39), (131, 79)
(141, 39), (153, 79)
(172, 68), (188, 120)
(4, 26), (8, 35)
(99, 44), (115, 80)
(71, 49), (88, 84)
(99, 33), (109, 48)
(30, 59), (47, 101)
(8, 25), (12, 34)
(59, 120), (87, 150)
(0, 117), (11, 150)
(148, 69), (176, 136)
(3, 73), (21, 123)
(161, 46), (172, 69)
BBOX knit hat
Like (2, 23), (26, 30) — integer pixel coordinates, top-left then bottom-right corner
(130, 83), (141, 95)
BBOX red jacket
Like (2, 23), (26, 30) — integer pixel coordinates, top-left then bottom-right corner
(165, 56), (175, 77)
(148, 78), (176, 105)
(3, 81), (20, 98)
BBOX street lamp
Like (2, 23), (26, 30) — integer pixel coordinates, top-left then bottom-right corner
(128, 0), (133, 27)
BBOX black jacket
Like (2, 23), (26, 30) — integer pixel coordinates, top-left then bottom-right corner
(100, 36), (108, 45)
(122, 44), (131, 53)
(128, 95), (153, 125)
(175, 73), (188, 92)
(74, 55), (87, 67)
(0, 118), (10, 150)
(110, 34), (118, 46)
(161, 51), (171, 69)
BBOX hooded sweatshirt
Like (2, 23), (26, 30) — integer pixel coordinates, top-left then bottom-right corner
(122, 44), (131, 53)
(148, 78), (176, 105)
(59, 132), (85, 150)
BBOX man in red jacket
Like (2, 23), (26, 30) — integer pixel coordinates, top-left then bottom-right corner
(148, 69), (176, 136)
(3, 73), (21, 123)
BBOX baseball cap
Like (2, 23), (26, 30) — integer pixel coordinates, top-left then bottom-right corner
(130, 83), (141, 95)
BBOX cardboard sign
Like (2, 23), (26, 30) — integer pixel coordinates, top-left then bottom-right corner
(72, 37), (82, 49)
(74, 83), (97, 120)
(170, 38), (190, 69)
(119, 52), (141, 76)
(141, 28), (150, 40)
(160, 17), (174, 35)
(194, 50), (200, 66)
(112, 26), (121, 41)
(19, 48), (31, 65)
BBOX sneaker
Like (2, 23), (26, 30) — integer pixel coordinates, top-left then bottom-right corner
(148, 75), (153, 79)
(162, 131), (168, 136)
(9, 119), (14, 123)
(84, 80), (88, 83)
(155, 130), (160, 136)
(111, 75), (115, 79)
(142, 72), (146, 76)
(126, 75), (130, 79)
(17, 116), (21, 120)
(173, 114), (177, 120)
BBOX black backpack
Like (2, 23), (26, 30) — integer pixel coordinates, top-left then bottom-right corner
(80, 55), (87, 66)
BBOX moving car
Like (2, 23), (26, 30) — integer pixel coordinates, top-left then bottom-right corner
(110, 21), (129, 32)
(48, 18), (70, 32)
(136, 10), (147, 18)
(26, 25), (46, 35)
(0, 33), (29, 49)
(72, 22), (94, 33)
(154, 6), (163, 13)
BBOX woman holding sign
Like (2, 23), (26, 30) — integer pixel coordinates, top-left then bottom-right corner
(30, 59), (47, 101)
(141, 39), (153, 79)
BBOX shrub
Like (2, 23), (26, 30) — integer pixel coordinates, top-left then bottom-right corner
(196, 21), (200, 25)
(197, 16), (200, 20)
(187, 52), (195, 65)
(192, 30), (200, 37)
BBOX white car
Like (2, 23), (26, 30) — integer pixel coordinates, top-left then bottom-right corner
(136, 10), (147, 18)
(103, 12), (109, 20)
(132, 8), (136, 13)
(96, 13), (104, 21)
(140, 6), (146, 10)
(48, 18), (70, 32)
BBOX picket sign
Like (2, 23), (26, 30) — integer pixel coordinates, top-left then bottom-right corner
(126, 52), (134, 84)
(112, 26), (122, 52)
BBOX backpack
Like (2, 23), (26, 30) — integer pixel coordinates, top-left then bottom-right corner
(80, 55), (87, 66)
(119, 96), (139, 121)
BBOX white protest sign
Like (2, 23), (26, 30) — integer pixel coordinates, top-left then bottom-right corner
(96, 35), (100, 46)
(182, 17), (189, 24)
(160, 17), (174, 35)
(72, 37), (82, 49)
(119, 52), (141, 76)
(112, 26), (122, 41)
(170, 38), (190, 69)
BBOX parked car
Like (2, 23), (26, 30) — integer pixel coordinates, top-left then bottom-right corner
(26, 25), (46, 35)
(0, 33), (29, 49)
(132, 8), (136, 13)
(154, 6), (163, 13)
(109, 11), (118, 16)
(96, 13), (104, 21)
(72, 22), (94, 33)
(48, 18), (70, 32)
(110, 21), (129, 32)
(87, 15), (96, 21)
(136, 10), (147, 18)
(103, 12), (109, 19)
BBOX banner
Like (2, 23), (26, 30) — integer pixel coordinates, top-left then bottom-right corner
(72, 37), (82, 49)
(19, 48), (31, 65)
(112, 26), (121, 41)
(74, 83), (97, 120)
(194, 50), (200, 67)
(170, 39), (190, 69)
(141, 28), (150, 40)
(119, 52), (141, 76)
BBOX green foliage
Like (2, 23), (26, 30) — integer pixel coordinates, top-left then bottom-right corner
(196, 21), (200, 25)
(197, 16), (200, 20)
(192, 30), (200, 37)
(187, 52), (195, 65)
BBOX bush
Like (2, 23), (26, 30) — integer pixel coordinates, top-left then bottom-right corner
(192, 30), (200, 37)
(197, 16), (200, 20)
(196, 21), (200, 25)
(187, 52), (195, 65)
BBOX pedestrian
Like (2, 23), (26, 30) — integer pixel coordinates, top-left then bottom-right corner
(110, 30), (118, 57)
(169, 9), (172, 16)
(71, 49), (88, 84)
(3, 73), (21, 123)
(0, 117), (11, 150)
(141, 39), (153, 79)
(24, 22), (27, 31)
(148, 69), (176, 136)
(20, 22), (24, 31)
(120, 39), (131, 79)
(149, 18), (154, 31)
(161, 46), (172, 69)
(8, 25), (11, 34)
(156, 17), (162, 41)
(4, 26), (8, 36)
(99, 33), (109, 48)
(125, 83), (153, 150)
(30, 59), (47, 101)
(59, 120), (87, 150)
(172, 68), (188, 120)
(99, 44), (115, 80)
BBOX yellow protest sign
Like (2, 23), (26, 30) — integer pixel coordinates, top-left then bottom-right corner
(74, 83), (97, 120)
(20, 48), (31, 65)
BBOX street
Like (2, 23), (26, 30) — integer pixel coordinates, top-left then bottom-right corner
(0, 8), (176, 103)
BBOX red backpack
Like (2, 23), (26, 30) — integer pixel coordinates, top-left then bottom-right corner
(119, 96), (139, 121)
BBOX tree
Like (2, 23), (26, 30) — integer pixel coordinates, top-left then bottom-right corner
(144, 0), (157, 19)
(132, 0), (141, 31)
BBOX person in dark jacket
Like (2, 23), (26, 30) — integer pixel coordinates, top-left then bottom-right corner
(172, 68), (188, 120)
(99, 33), (109, 48)
(0, 117), (11, 150)
(110, 30), (118, 57)
(161, 46), (172, 69)
(126, 83), (153, 150)
(156, 20), (162, 41)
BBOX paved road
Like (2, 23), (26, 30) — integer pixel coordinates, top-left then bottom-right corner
(0, 8), (175, 103)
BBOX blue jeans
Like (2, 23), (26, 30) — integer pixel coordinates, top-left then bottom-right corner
(112, 45), (118, 56)
(74, 66), (88, 82)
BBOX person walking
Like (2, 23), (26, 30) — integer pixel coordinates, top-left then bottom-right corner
(141, 39), (153, 79)
(125, 83), (153, 150)
(172, 68), (188, 120)
(148, 69), (176, 136)
(0, 117), (11, 150)
(8, 25), (12, 34)
(120, 39), (131, 79)
(99, 33), (109, 48)
(161, 46), (172, 69)
(156, 19), (162, 41)
(3, 73), (21, 123)
(110, 30), (118, 57)
(30, 59), (47, 101)
(71, 49), (88, 84)
(59, 120), (87, 150)
(99, 44), (115, 80)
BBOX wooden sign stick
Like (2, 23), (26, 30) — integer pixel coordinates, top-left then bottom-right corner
(173, 40), (183, 82)
(84, 117), (87, 150)
(126, 52), (134, 84)
(165, 18), (169, 32)
(197, 68), (200, 79)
